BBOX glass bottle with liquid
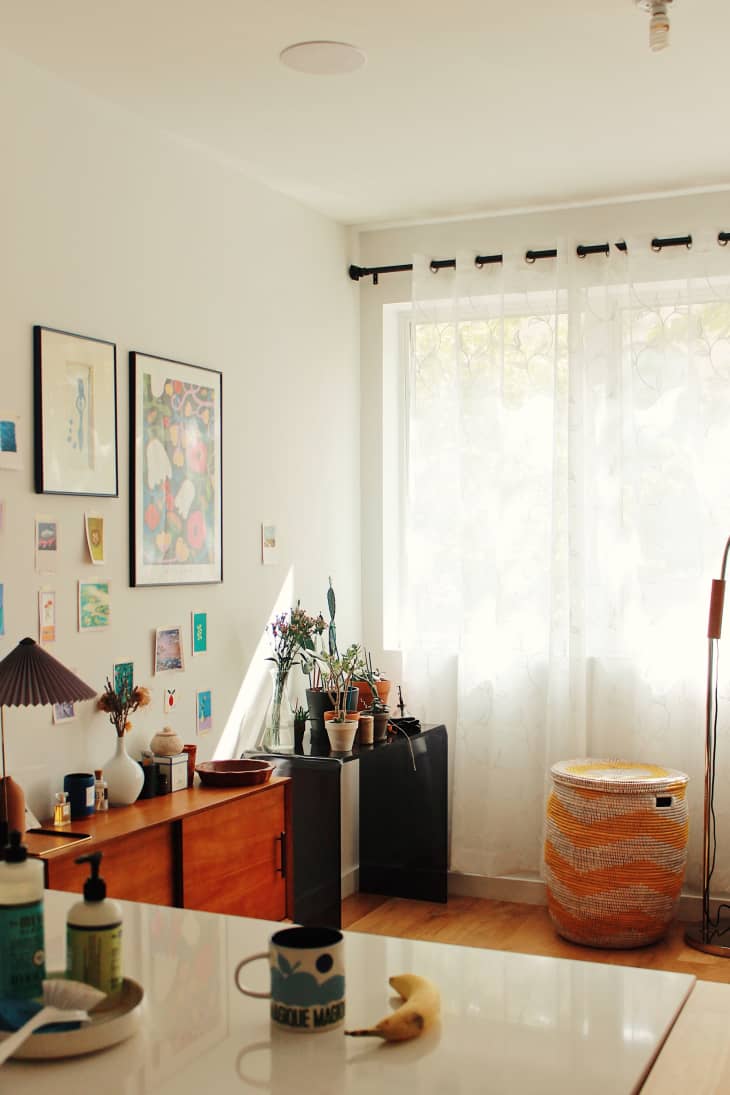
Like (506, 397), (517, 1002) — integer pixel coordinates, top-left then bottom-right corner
(53, 791), (71, 827)
(94, 769), (109, 813)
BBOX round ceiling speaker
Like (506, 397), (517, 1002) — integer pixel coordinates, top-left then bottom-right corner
(279, 41), (366, 75)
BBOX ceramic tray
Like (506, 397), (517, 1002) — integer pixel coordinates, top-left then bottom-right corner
(1, 977), (143, 1060)
(195, 759), (274, 787)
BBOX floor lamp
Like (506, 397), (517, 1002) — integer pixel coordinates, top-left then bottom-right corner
(685, 536), (730, 956)
(0, 637), (97, 846)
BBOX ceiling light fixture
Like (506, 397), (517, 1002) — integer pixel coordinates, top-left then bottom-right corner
(635, 0), (674, 52)
(279, 40), (366, 76)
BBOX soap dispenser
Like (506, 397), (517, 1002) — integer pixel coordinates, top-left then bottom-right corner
(66, 851), (123, 994)
(0, 830), (46, 999)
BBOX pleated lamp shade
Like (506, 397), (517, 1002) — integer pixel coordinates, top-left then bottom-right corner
(0, 637), (96, 707)
(0, 639), (96, 843)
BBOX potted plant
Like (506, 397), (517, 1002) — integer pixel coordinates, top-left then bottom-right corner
(353, 650), (392, 712)
(314, 644), (361, 752)
(300, 580), (357, 744)
(292, 702), (308, 753)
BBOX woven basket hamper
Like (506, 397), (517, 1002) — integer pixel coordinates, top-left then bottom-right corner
(544, 759), (689, 949)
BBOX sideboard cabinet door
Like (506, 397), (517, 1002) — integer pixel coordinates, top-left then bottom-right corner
(181, 783), (288, 919)
(45, 824), (176, 906)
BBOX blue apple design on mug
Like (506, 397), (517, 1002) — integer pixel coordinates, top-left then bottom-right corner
(270, 950), (345, 1030)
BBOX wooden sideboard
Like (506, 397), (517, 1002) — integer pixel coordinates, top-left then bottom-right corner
(25, 778), (293, 921)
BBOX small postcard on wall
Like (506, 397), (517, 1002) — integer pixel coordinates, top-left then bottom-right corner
(192, 611), (207, 655)
(155, 626), (184, 673)
(35, 518), (58, 572)
(113, 660), (134, 697)
(38, 590), (56, 644)
(0, 417), (21, 471)
(85, 514), (105, 565)
(53, 701), (76, 723)
(196, 689), (212, 734)
(261, 522), (278, 565)
(78, 580), (110, 631)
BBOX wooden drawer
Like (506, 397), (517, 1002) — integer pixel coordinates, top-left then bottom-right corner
(181, 783), (287, 919)
(45, 824), (176, 906)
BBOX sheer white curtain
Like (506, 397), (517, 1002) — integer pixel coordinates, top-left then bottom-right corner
(401, 236), (730, 886)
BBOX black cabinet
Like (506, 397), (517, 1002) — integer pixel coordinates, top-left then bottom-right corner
(252, 723), (448, 927)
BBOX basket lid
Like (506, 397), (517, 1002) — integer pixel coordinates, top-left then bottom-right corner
(550, 757), (688, 793)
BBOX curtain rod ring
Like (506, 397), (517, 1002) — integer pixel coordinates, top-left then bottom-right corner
(651, 240), (662, 252)
(525, 252), (536, 264)
(720, 234), (729, 247)
(475, 258), (484, 269)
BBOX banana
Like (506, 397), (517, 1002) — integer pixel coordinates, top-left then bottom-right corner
(345, 973), (440, 1042)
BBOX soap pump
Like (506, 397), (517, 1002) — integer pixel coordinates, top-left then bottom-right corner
(66, 851), (123, 994)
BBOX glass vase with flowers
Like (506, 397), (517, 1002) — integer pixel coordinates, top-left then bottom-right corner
(262, 603), (324, 751)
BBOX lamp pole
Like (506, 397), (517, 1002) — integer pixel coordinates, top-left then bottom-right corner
(686, 536), (730, 955)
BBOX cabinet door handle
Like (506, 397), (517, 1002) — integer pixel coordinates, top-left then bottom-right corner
(275, 831), (287, 878)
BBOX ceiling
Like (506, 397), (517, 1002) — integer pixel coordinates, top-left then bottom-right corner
(1, 1), (729, 227)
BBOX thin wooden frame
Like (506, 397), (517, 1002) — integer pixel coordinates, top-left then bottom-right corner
(34, 326), (118, 496)
(130, 351), (222, 587)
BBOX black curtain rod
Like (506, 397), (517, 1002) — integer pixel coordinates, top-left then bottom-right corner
(348, 232), (725, 285)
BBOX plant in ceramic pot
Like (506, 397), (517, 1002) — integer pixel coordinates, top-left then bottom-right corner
(97, 677), (151, 806)
(313, 644), (361, 752)
(352, 650), (392, 712)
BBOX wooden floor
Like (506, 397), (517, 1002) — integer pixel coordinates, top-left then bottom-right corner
(342, 893), (730, 984)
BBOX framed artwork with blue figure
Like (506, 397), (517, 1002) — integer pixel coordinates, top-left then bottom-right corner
(34, 326), (118, 496)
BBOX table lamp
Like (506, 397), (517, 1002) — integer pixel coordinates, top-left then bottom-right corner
(685, 536), (730, 956)
(0, 637), (97, 845)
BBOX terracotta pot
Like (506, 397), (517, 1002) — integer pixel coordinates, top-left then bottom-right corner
(323, 710), (359, 724)
(358, 714), (374, 746)
(374, 680), (392, 706)
(354, 679), (392, 710)
(373, 711), (390, 742)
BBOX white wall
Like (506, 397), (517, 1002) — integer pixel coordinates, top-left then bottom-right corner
(0, 48), (361, 822)
(358, 190), (730, 895)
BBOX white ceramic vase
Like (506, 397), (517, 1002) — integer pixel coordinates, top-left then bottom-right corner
(104, 735), (144, 807)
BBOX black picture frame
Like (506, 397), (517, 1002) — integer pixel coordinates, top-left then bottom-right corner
(129, 351), (223, 587)
(34, 326), (118, 496)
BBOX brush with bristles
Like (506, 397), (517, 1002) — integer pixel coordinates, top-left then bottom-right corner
(0, 979), (106, 1065)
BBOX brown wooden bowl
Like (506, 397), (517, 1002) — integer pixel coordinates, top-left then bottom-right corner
(194, 759), (274, 787)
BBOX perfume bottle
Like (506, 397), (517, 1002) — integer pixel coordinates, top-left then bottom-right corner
(94, 770), (109, 812)
(53, 791), (71, 827)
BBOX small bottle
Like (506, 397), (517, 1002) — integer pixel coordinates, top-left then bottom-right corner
(53, 791), (71, 827)
(94, 769), (109, 812)
(0, 830), (46, 999)
(66, 851), (123, 994)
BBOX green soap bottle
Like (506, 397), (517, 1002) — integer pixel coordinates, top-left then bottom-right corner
(0, 830), (46, 999)
(66, 851), (123, 994)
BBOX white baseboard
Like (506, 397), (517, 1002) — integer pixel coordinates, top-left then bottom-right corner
(448, 871), (724, 925)
(448, 871), (547, 905)
(342, 866), (359, 899)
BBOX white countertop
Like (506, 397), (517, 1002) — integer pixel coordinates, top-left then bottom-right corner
(6, 891), (696, 1094)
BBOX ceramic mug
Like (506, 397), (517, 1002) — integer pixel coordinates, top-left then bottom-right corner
(235, 926), (345, 1033)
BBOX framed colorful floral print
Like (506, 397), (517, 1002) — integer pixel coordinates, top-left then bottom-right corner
(130, 352), (222, 586)
(34, 326), (118, 496)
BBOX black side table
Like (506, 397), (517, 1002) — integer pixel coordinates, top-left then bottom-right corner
(252, 723), (448, 927)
